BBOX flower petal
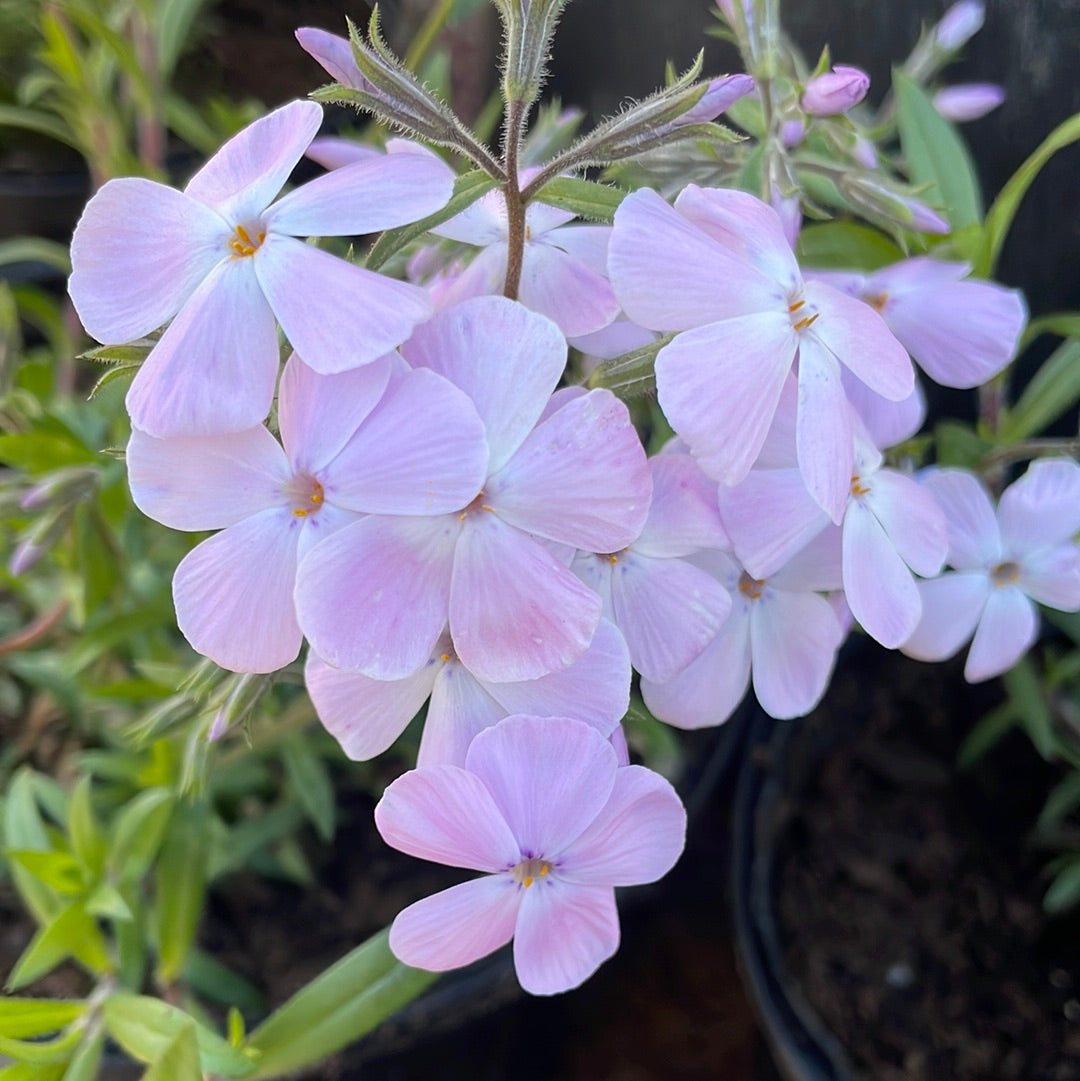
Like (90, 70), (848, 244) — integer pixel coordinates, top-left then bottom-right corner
(635, 453), (729, 558)
(964, 586), (1038, 682)
(69, 179), (228, 343)
(865, 469), (948, 578)
(517, 241), (619, 337)
(558, 766), (686, 886)
(173, 509), (302, 672)
(389, 876), (520, 972)
(419, 662), (506, 768)
(255, 234), (432, 372)
(1019, 544), (1080, 611)
(901, 572), (989, 662)
(376, 764), (521, 871)
(999, 457), (1080, 553)
(918, 467), (1002, 569)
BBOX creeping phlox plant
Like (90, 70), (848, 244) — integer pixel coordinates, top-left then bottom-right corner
(4, 0), (1080, 1075)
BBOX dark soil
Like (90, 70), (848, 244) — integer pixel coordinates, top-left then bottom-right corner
(774, 648), (1080, 1081)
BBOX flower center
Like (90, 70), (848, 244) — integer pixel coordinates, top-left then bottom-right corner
(991, 560), (1020, 587)
(865, 291), (889, 313)
(229, 222), (266, 258)
(285, 474), (325, 518)
(788, 297), (820, 333)
(512, 857), (554, 888)
(850, 473), (871, 497)
(457, 491), (494, 520)
(737, 571), (765, 600)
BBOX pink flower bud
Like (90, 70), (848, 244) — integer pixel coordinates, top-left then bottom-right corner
(684, 74), (755, 123)
(933, 0), (985, 50)
(801, 65), (870, 116)
(932, 83), (1005, 122)
(851, 134), (878, 169)
(781, 118), (806, 147)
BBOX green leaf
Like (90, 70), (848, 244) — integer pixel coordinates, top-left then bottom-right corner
(60, 1029), (104, 1081)
(933, 419), (993, 469)
(3, 771), (59, 925)
(0, 433), (96, 473)
(0, 1025), (82, 1066)
(109, 789), (175, 883)
(281, 735), (335, 842)
(103, 996), (256, 1077)
(796, 221), (904, 271)
(80, 343), (153, 365)
(1021, 312), (1080, 348)
(245, 929), (437, 1080)
(1037, 771), (1080, 833)
(7, 903), (110, 990)
(152, 801), (210, 986)
(140, 1022), (202, 1081)
(975, 111), (1080, 278)
(365, 170), (497, 271)
(957, 703), (1017, 769)
(1044, 855), (1080, 914)
(184, 949), (266, 1015)
(84, 881), (133, 922)
(0, 105), (80, 150)
(998, 338), (1080, 441)
(66, 777), (105, 878)
(893, 68), (982, 230)
(0, 239), (71, 276)
(531, 176), (626, 223)
(4, 851), (85, 895)
(0, 1000), (84, 1040)
(1002, 656), (1057, 760)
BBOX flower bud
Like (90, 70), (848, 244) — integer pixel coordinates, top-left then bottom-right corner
(934, 0), (985, 50)
(932, 83), (1005, 122)
(801, 65), (870, 116)
(781, 117), (806, 148)
(839, 174), (951, 235)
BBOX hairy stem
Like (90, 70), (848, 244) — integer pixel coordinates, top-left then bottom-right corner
(502, 97), (527, 299)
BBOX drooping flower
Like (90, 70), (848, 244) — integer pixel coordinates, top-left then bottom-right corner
(375, 714), (686, 995)
(127, 353), (487, 672)
(295, 296), (651, 684)
(609, 184), (913, 521)
(902, 460), (1080, 681)
(305, 619), (630, 766)
(70, 100), (454, 437)
(801, 65), (870, 116)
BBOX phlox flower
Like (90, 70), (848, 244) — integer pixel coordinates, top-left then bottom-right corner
(572, 454), (732, 682)
(800, 65), (870, 116)
(375, 714), (687, 995)
(70, 100), (454, 437)
(640, 533), (847, 727)
(807, 258), (1027, 389)
(608, 184), (913, 522)
(902, 460), (1080, 681)
(305, 620), (629, 766)
(295, 296), (651, 684)
(127, 353), (487, 673)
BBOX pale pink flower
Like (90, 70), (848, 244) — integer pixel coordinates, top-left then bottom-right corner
(69, 100), (453, 437)
(801, 65), (870, 116)
(903, 460), (1080, 681)
(127, 353), (487, 672)
(375, 715), (686, 995)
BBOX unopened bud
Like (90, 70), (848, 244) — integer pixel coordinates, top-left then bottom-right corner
(839, 174), (951, 235)
(781, 118), (806, 148)
(932, 83), (1005, 122)
(801, 65), (870, 116)
(934, 0), (985, 51)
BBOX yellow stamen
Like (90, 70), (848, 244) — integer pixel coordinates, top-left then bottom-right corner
(513, 857), (554, 888)
(737, 572), (765, 600)
(229, 223), (267, 258)
(991, 560), (1020, 586)
(788, 299), (806, 312)
(865, 292), (889, 313)
(792, 312), (820, 332)
(439, 652), (452, 662)
(850, 474), (871, 497)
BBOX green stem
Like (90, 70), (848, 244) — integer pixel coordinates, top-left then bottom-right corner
(404, 0), (458, 73)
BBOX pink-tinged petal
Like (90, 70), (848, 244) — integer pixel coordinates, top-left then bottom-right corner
(636, 454), (729, 558)
(864, 469), (948, 578)
(305, 136), (379, 170)
(488, 389), (650, 551)
(656, 314), (796, 486)
(546, 224), (611, 275)
(465, 715), (618, 857)
(842, 501), (921, 648)
(431, 187), (508, 245)
(484, 618), (630, 735)
(882, 278), (1027, 389)
(184, 100), (322, 221)
(305, 651), (437, 760)
(750, 589), (843, 718)
(1019, 544), (1080, 611)
(278, 353), (391, 475)
(267, 151), (455, 237)
(256, 234), (432, 372)
(419, 662), (506, 768)
(295, 27), (365, 87)
(918, 468), (1002, 569)
(390, 876), (520, 972)
(296, 514), (459, 678)
(673, 185), (800, 294)
(391, 877), (521, 972)
(403, 296), (566, 474)
(69, 179), (229, 343)
(173, 509), (302, 672)
(640, 607), (752, 729)
(999, 458), (1080, 553)
(804, 280), (914, 401)
(717, 467), (829, 579)
(517, 242), (619, 338)
(901, 572), (989, 662)
(865, 258), (970, 295)
(771, 523), (845, 593)
(964, 586), (1039, 682)
(294, 502), (363, 562)
(524, 200), (577, 238)
(754, 375), (800, 468)
(430, 243), (508, 308)
(126, 259), (279, 437)
(127, 426), (287, 530)
(571, 317), (657, 375)
(609, 188), (781, 331)
(376, 766), (521, 871)
(572, 552), (615, 616)
(451, 514), (602, 682)
(796, 334), (853, 523)
(514, 881), (619, 995)
(609, 552), (732, 682)
(842, 366), (926, 449)
(326, 368), (488, 514)
(558, 766), (686, 886)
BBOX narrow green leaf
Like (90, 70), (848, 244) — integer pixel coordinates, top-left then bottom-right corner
(894, 69), (982, 230)
(80, 343), (152, 365)
(281, 735), (335, 842)
(975, 111), (1080, 278)
(109, 789), (175, 883)
(0, 1027), (82, 1065)
(1037, 771), (1080, 833)
(67, 777), (105, 878)
(1002, 656), (1057, 760)
(84, 881), (133, 922)
(933, 419), (993, 469)
(365, 169), (497, 271)
(152, 801), (209, 986)
(246, 929), (436, 1080)
(3, 851), (85, 895)
(3, 771), (59, 925)
(103, 996), (256, 1076)
(957, 703), (1017, 769)
(1044, 856), (1080, 914)
(7, 903), (110, 990)
(0, 1000), (84, 1040)
(796, 221), (904, 271)
(140, 1021), (202, 1081)
(0, 105), (80, 150)
(0, 239), (71, 276)
(532, 176), (626, 223)
(184, 949), (266, 1015)
(1021, 312), (1080, 348)
(0, 433), (96, 472)
(60, 1028), (104, 1081)
(998, 338), (1080, 441)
